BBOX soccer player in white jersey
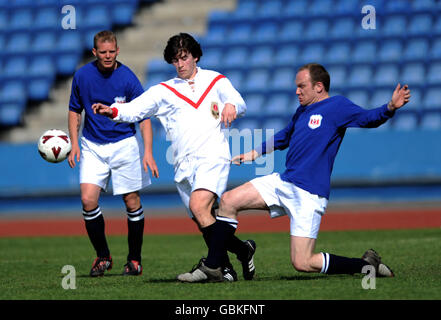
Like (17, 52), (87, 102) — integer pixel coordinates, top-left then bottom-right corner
(68, 31), (158, 277)
(92, 33), (256, 282)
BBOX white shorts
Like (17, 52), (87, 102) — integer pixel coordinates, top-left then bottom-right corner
(80, 136), (151, 195)
(174, 156), (230, 218)
(250, 172), (328, 238)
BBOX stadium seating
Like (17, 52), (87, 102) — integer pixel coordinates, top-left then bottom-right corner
(0, 0), (149, 127)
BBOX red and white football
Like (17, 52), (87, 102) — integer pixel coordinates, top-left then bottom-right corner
(38, 129), (72, 163)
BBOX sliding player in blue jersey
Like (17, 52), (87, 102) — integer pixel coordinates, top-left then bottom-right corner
(179, 63), (410, 282)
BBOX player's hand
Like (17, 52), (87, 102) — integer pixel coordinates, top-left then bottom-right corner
(68, 144), (80, 168)
(221, 103), (237, 128)
(143, 153), (159, 178)
(92, 103), (113, 117)
(388, 84), (411, 111)
(231, 150), (259, 165)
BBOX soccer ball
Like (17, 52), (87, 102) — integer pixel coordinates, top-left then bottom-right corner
(38, 129), (72, 163)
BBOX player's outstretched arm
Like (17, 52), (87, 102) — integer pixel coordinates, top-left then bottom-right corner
(232, 150), (259, 166)
(387, 84), (411, 111)
(92, 103), (113, 117)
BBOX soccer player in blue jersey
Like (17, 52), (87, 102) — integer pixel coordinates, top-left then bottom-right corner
(183, 63), (411, 281)
(68, 30), (159, 277)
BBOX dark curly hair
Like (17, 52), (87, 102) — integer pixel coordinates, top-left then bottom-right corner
(163, 33), (203, 64)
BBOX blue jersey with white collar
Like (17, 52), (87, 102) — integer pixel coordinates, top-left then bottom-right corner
(258, 95), (395, 199)
(69, 61), (144, 144)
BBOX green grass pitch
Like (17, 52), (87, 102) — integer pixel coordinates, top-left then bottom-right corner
(1, 229), (440, 300)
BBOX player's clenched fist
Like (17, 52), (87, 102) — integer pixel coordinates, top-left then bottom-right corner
(92, 103), (113, 117)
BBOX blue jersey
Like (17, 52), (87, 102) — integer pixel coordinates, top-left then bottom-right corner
(69, 61), (144, 144)
(257, 95), (395, 199)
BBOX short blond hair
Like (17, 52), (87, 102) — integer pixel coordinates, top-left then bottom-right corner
(93, 30), (117, 49)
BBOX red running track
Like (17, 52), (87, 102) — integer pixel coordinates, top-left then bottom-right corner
(0, 208), (440, 237)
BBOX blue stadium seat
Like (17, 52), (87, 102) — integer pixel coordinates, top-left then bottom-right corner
(378, 40), (403, 63)
(226, 24), (252, 46)
(282, 0), (308, 18)
(56, 53), (81, 76)
(384, 0), (411, 14)
(347, 90), (370, 107)
(32, 32), (56, 54)
(222, 46), (248, 69)
(382, 15), (407, 37)
(403, 88), (422, 110)
(370, 89), (392, 109)
(111, 0), (138, 26)
(334, 0), (359, 16)
(201, 24), (227, 47)
(34, 7), (59, 31)
(309, 0), (333, 17)
(347, 65), (374, 88)
(265, 93), (291, 115)
(412, 0), (438, 13)
(262, 118), (287, 133)
(0, 81), (27, 104)
(327, 65), (347, 90)
(351, 41), (376, 64)
(325, 42), (351, 65)
(0, 9), (8, 32)
(420, 112), (441, 130)
(429, 38), (441, 61)
(0, 102), (25, 126)
(208, 10), (229, 26)
(392, 113), (418, 130)
(408, 14), (433, 36)
(243, 93), (265, 116)
(403, 38), (430, 62)
(304, 19), (328, 40)
(3, 57), (27, 81)
(243, 69), (270, 93)
(28, 56), (56, 100)
(299, 44), (325, 65)
(8, 9), (33, 32)
(278, 20), (303, 43)
(223, 70), (244, 92)
(373, 64), (399, 87)
(5, 33), (31, 54)
(401, 63), (425, 86)
(274, 44), (299, 67)
(427, 62), (441, 85)
(256, 0), (282, 21)
(270, 68), (295, 91)
(234, 118), (261, 132)
(329, 18), (355, 40)
(253, 22), (279, 45)
(249, 45), (274, 68)
(422, 88), (441, 109)
(83, 5), (112, 29)
(231, 0), (258, 22)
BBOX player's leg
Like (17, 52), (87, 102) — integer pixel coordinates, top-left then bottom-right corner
(219, 182), (266, 280)
(110, 136), (150, 276)
(79, 137), (113, 276)
(81, 183), (113, 277)
(122, 191), (144, 275)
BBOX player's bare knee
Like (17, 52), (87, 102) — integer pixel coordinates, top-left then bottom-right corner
(81, 195), (98, 211)
(291, 257), (310, 273)
(219, 192), (237, 217)
(123, 192), (141, 211)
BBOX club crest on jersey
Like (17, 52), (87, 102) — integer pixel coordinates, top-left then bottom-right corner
(308, 114), (323, 129)
(114, 96), (126, 104)
(211, 101), (220, 119)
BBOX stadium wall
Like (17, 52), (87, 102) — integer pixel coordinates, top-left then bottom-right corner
(0, 129), (440, 199)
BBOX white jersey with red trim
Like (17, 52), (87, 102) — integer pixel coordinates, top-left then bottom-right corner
(110, 67), (246, 165)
